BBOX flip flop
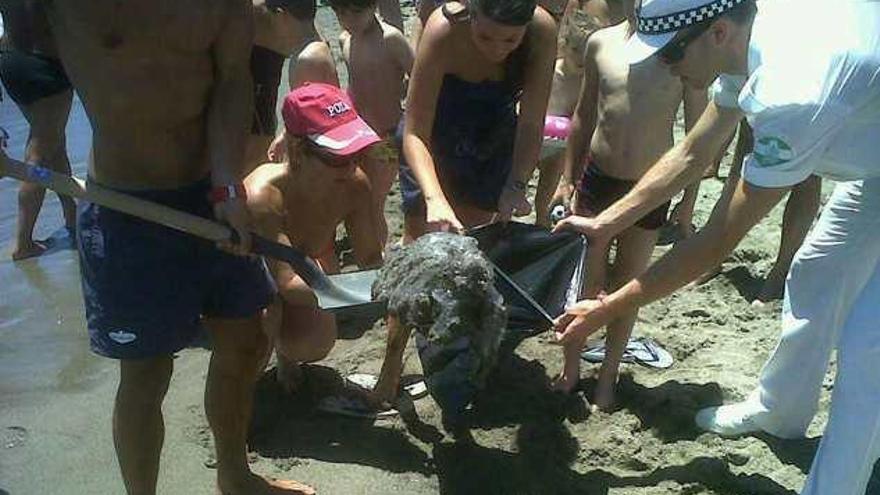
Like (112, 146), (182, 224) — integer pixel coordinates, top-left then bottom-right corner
(580, 341), (637, 364)
(315, 395), (398, 420)
(345, 373), (429, 400)
(627, 337), (674, 369)
(580, 337), (674, 369)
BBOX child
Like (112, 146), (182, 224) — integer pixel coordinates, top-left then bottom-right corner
(550, 1), (707, 409)
(246, 0), (339, 175)
(329, 0), (415, 245)
(534, 16), (590, 227)
(265, 0), (340, 165)
(247, 83), (383, 392)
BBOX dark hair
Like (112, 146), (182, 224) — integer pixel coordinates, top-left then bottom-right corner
(721, 0), (757, 25)
(267, 0), (317, 20)
(326, 0), (377, 11)
(469, 0), (537, 26)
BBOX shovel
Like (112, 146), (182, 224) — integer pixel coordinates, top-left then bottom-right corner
(1, 157), (382, 315)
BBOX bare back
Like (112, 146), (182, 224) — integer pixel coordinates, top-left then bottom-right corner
(588, 23), (682, 180)
(289, 39), (338, 88)
(46, 0), (242, 189)
(341, 20), (409, 134)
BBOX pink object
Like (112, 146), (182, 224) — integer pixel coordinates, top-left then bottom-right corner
(543, 115), (571, 140)
(282, 83), (381, 156)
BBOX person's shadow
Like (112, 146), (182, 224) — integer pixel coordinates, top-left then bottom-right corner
(247, 364), (433, 475)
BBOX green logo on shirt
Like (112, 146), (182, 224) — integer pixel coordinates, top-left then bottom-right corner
(754, 136), (794, 167)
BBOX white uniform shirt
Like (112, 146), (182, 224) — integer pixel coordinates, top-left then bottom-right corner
(711, 1), (880, 188)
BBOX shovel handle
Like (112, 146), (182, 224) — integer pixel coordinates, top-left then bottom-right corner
(1, 157), (331, 287)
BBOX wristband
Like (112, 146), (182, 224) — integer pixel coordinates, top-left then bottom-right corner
(209, 183), (247, 203)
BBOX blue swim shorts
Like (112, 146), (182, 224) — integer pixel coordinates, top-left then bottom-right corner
(77, 178), (276, 360)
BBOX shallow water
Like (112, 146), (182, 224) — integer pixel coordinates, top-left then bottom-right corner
(0, 93), (112, 412)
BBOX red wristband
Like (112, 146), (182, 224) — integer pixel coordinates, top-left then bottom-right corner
(209, 184), (247, 203)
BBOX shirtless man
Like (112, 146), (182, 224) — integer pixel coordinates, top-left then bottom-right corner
(45, 1), (312, 493)
(0, 0), (76, 260)
(252, 0), (339, 171)
(550, 0), (707, 409)
(331, 0), (414, 245)
(247, 83), (383, 392)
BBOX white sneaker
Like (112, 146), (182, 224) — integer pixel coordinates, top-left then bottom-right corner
(695, 402), (764, 437)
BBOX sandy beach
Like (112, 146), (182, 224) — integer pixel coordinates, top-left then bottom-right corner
(2, 5), (879, 495)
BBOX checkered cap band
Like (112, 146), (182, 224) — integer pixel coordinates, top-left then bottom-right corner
(637, 0), (747, 34)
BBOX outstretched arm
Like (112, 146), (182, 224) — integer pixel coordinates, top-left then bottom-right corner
(555, 174), (788, 344)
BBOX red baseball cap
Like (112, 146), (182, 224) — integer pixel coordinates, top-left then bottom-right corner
(282, 82), (381, 156)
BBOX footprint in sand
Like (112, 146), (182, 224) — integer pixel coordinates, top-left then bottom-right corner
(3, 426), (28, 449)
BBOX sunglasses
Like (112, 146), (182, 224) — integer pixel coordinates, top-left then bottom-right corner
(656, 20), (713, 65)
(304, 142), (364, 168)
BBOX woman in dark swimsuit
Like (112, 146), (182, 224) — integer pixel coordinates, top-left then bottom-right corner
(400, 0), (557, 240)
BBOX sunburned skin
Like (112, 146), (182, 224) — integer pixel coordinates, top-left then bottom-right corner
(247, 143), (382, 394)
(45, 0), (249, 190)
(338, 14), (412, 135)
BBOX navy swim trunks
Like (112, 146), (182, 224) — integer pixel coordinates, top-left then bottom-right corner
(77, 178), (276, 360)
(0, 50), (72, 106)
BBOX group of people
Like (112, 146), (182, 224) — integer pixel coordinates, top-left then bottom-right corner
(1, 0), (878, 493)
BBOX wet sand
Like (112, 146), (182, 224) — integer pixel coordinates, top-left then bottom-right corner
(2, 6), (879, 495)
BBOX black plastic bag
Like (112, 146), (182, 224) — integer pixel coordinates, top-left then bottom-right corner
(468, 221), (586, 349)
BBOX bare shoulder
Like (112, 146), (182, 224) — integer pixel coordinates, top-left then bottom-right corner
(245, 163), (286, 218)
(529, 6), (558, 41)
(299, 40), (334, 64)
(422, 2), (458, 41)
(379, 19), (406, 41)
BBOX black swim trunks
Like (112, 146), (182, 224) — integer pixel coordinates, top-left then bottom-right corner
(250, 45), (286, 136)
(576, 156), (670, 230)
(0, 50), (72, 106)
(77, 178), (276, 360)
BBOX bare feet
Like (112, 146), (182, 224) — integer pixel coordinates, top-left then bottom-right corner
(592, 377), (616, 412)
(11, 239), (49, 261)
(275, 358), (304, 395)
(754, 267), (786, 303)
(218, 473), (316, 495)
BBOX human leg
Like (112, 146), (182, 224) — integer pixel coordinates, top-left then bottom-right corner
(756, 175), (821, 303)
(114, 355), (173, 495)
(800, 261), (880, 495)
(206, 316), (314, 495)
(593, 225), (659, 410)
(697, 179), (880, 438)
(12, 89), (75, 259)
(534, 152), (565, 228)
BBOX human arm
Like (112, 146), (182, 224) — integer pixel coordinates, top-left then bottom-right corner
(496, 8), (558, 221)
(550, 34), (600, 213)
(554, 175), (789, 344)
(345, 179), (384, 269)
(388, 26), (415, 76)
(401, 10), (460, 231)
(209, 0), (255, 255)
(554, 101), (744, 242)
(247, 181), (319, 307)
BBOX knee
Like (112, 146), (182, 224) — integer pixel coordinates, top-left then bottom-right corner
(118, 356), (173, 406)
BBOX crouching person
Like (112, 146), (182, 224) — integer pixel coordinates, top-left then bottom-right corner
(246, 83), (383, 392)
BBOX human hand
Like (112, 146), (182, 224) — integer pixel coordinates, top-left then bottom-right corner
(214, 197), (252, 256)
(267, 132), (287, 163)
(550, 181), (575, 217)
(552, 213), (615, 244)
(425, 197), (464, 234)
(495, 180), (531, 222)
(552, 297), (612, 346)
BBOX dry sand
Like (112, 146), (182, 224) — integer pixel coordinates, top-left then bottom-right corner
(3, 4), (879, 495)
